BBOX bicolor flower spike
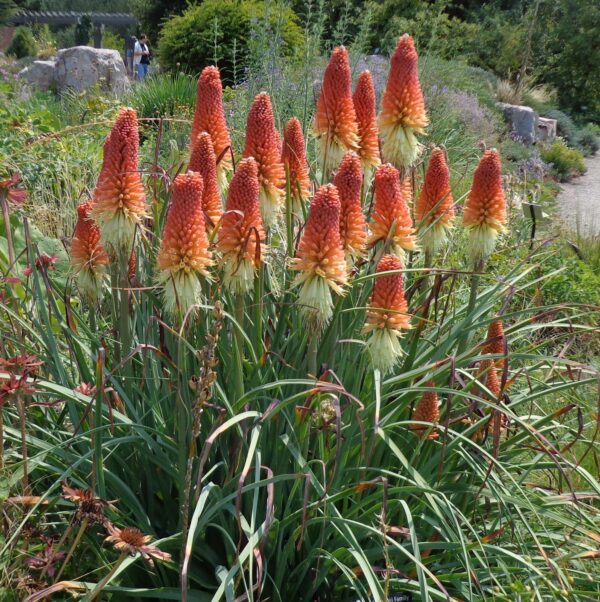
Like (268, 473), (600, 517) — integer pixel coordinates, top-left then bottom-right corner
(379, 35), (428, 170)
(157, 172), (212, 316)
(71, 201), (109, 302)
(415, 147), (454, 255)
(314, 46), (359, 177)
(217, 158), (266, 295)
(190, 66), (232, 190)
(242, 93), (286, 227)
(281, 117), (311, 213)
(333, 151), (366, 262)
(462, 149), (507, 263)
(362, 254), (411, 374)
(368, 163), (417, 258)
(411, 383), (440, 439)
(290, 184), (347, 328)
(92, 108), (146, 256)
(483, 319), (507, 370)
(353, 70), (381, 171)
(189, 131), (223, 233)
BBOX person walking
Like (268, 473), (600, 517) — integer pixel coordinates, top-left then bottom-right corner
(134, 34), (151, 80)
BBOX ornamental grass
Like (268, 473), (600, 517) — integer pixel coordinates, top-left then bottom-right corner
(0, 34), (598, 602)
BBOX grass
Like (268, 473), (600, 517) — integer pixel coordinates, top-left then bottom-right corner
(0, 40), (599, 602)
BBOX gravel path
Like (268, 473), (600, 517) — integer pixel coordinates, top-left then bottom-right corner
(557, 153), (600, 237)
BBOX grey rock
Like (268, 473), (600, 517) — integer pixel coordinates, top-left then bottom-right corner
(497, 102), (539, 145)
(18, 60), (56, 91)
(537, 117), (557, 142)
(54, 46), (130, 95)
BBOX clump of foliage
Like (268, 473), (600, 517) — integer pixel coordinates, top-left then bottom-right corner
(1, 35), (599, 602)
(126, 72), (197, 119)
(74, 14), (92, 46)
(7, 26), (37, 59)
(540, 139), (586, 182)
(546, 109), (579, 146)
(158, 0), (303, 82)
(575, 123), (600, 156)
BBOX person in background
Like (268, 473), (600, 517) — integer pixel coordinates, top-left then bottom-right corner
(134, 34), (151, 80)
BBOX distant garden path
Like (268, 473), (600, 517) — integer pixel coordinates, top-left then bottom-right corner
(557, 153), (600, 237)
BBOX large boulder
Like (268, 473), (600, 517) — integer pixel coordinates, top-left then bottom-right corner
(54, 46), (130, 95)
(538, 117), (557, 142)
(18, 60), (56, 91)
(497, 103), (538, 145)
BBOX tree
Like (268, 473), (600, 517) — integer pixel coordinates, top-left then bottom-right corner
(0, 0), (17, 26)
(7, 26), (36, 57)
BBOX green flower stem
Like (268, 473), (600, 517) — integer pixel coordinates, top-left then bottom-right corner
(234, 293), (245, 404)
(55, 518), (88, 583)
(88, 551), (128, 602)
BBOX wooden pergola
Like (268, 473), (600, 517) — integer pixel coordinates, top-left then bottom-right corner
(10, 11), (138, 48)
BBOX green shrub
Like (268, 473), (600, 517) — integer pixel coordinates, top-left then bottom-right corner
(7, 26), (36, 58)
(546, 109), (578, 145)
(158, 0), (303, 82)
(575, 123), (600, 156)
(540, 139), (586, 181)
(126, 72), (197, 119)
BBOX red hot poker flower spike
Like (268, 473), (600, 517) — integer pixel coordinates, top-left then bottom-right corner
(313, 46), (359, 177)
(190, 66), (232, 190)
(411, 382), (440, 439)
(368, 163), (417, 258)
(71, 201), (109, 302)
(415, 147), (454, 255)
(290, 184), (347, 327)
(353, 70), (381, 171)
(462, 149), (506, 263)
(157, 172), (212, 316)
(91, 108), (146, 255)
(379, 35), (428, 170)
(282, 117), (311, 213)
(243, 93), (286, 227)
(217, 157), (266, 295)
(362, 254), (411, 373)
(189, 132), (223, 232)
(333, 151), (366, 262)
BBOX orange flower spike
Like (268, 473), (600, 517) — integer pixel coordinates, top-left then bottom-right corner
(290, 184), (347, 327)
(400, 176), (413, 206)
(157, 172), (212, 316)
(353, 70), (381, 171)
(462, 149), (506, 262)
(314, 46), (359, 176)
(379, 35), (428, 170)
(362, 254), (411, 373)
(483, 320), (506, 370)
(217, 157), (266, 295)
(243, 93), (286, 227)
(333, 151), (366, 262)
(281, 117), (311, 212)
(71, 201), (109, 302)
(415, 148), (454, 255)
(91, 108), (146, 255)
(411, 382), (440, 439)
(368, 163), (417, 258)
(189, 132), (223, 233)
(191, 66), (232, 189)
